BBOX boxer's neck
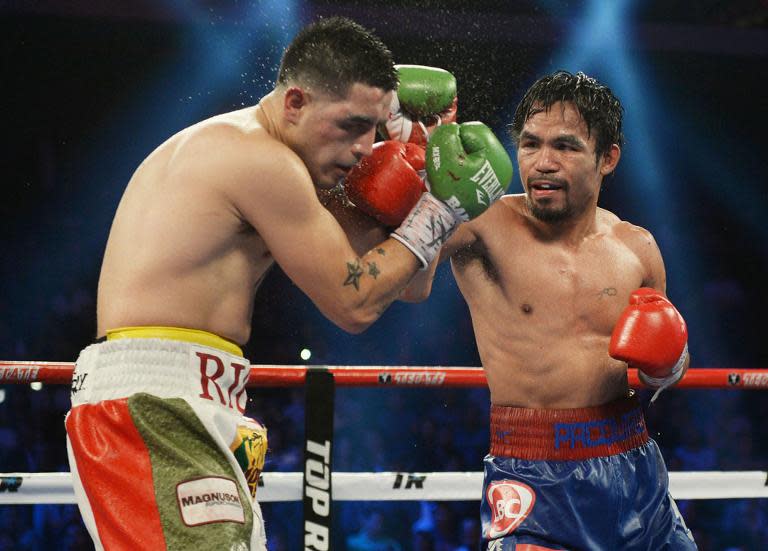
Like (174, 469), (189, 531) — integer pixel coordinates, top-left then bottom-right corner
(255, 91), (287, 145)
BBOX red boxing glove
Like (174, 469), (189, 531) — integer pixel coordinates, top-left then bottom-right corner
(344, 141), (427, 227)
(609, 288), (689, 389)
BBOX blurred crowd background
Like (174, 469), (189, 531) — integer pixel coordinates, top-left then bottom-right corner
(2, 1), (767, 549)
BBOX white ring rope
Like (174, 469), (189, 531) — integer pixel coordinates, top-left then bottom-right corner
(2, 470), (766, 505)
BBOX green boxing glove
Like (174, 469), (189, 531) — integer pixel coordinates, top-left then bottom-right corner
(427, 122), (513, 220)
(392, 122), (512, 269)
(382, 65), (458, 146)
(396, 65), (457, 117)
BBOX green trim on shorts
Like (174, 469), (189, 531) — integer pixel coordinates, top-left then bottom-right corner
(127, 393), (253, 550)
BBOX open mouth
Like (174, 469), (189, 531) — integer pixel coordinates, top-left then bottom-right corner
(530, 180), (565, 197)
(530, 181), (564, 191)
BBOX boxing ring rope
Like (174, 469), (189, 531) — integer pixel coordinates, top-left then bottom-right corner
(4, 470), (767, 505)
(2, 362), (768, 388)
(2, 364), (767, 505)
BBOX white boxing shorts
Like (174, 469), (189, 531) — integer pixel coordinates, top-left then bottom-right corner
(65, 327), (267, 551)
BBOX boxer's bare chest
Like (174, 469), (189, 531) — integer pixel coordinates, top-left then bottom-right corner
(454, 218), (646, 336)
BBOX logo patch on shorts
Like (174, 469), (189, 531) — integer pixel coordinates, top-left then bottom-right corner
(230, 418), (268, 498)
(176, 477), (245, 526)
(485, 480), (536, 538)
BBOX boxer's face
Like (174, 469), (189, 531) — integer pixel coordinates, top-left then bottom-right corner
(517, 101), (619, 223)
(287, 83), (392, 189)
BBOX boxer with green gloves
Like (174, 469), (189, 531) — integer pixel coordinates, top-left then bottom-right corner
(381, 64), (458, 146)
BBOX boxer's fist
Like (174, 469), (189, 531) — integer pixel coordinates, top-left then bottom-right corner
(609, 288), (689, 388)
(426, 122), (513, 220)
(345, 141), (427, 227)
(382, 64), (458, 146)
(390, 123), (512, 269)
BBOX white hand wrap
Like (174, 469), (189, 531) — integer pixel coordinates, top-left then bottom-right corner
(391, 192), (459, 269)
(384, 93), (428, 144)
(640, 343), (689, 403)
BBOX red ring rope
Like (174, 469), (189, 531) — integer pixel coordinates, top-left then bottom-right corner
(0, 362), (766, 389)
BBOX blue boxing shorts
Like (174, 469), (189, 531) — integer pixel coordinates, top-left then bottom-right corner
(480, 392), (697, 550)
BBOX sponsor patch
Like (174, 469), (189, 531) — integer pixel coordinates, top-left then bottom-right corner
(485, 480), (536, 538)
(230, 418), (268, 498)
(177, 477), (245, 526)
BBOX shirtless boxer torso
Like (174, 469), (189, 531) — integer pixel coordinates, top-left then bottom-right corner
(413, 71), (697, 550)
(67, 19), (412, 551)
(67, 19), (513, 551)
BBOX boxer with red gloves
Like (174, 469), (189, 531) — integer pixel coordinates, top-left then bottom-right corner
(610, 288), (690, 391)
(401, 71), (697, 549)
(69, 19), (495, 551)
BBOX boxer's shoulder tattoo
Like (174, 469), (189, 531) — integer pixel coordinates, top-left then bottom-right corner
(344, 259), (364, 291)
(599, 287), (618, 297)
(367, 261), (380, 279)
(376, 248), (386, 256)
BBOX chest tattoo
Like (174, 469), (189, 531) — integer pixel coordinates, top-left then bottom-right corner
(598, 287), (618, 298)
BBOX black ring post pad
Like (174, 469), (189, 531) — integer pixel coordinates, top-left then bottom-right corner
(303, 367), (335, 551)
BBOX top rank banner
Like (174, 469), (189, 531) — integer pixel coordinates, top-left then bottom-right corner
(302, 367), (335, 551)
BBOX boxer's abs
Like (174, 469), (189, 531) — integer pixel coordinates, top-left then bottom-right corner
(478, 332), (630, 408)
(458, 280), (632, 408)
(453, 234), (640, 408)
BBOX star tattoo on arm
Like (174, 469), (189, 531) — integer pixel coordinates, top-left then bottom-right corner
(367, 261), (380, 279)
(343, 259), (364, 291)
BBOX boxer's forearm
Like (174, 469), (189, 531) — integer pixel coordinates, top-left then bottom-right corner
(319, 238), (421, 333)
(399, 255), (438, 303)
(319, 186), (389, 256)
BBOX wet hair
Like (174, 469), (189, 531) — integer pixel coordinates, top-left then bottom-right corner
(277, 17), (398, 96)
(509, 70), (624, 160)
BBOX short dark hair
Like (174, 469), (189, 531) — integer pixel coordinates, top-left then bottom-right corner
(277, 17), (398, 96)
(509, 71), (624, 160)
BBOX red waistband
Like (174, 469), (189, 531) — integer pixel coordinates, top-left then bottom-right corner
(490, 393), (648, 461)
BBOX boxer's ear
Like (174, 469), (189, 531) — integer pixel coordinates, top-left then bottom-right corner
(284, 87), (309, 124)
(599, 144), (621, 176)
